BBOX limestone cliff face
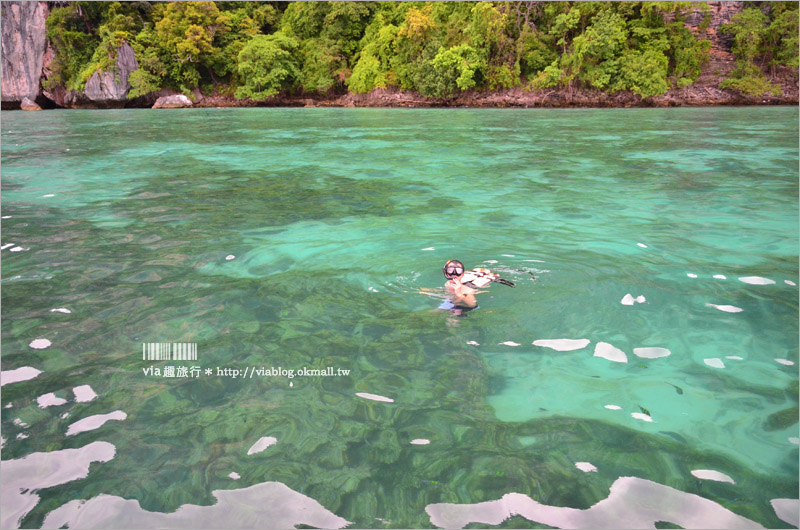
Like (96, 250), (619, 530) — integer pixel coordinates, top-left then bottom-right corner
(1, 1), (48, 106)
(42, 42), (140, 108)
(83, 43), (139, 107)
(685, 1), (745, 51)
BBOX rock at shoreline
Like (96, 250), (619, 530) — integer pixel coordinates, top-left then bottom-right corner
(1, 1), (48, 107)
(153, 94), (193, 109)
(20, 97), (41, 111)
(83, 42), (139, 107)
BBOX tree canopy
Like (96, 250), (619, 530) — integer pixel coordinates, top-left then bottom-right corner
(43, 1), (798, 100)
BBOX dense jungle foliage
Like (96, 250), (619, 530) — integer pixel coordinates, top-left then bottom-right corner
(43, 1), (799, 100)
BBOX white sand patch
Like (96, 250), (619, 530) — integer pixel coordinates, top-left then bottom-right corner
(0, 441), (116, 530)
(10, 246), (27, 252)
(691, 469), (735, 484)
(687, 273), (697, 278)
(771, 499), (800, 528)
(713, 274), (727, 279)
(229, 472), (241, 480)
(1, 366), (42, 386)
(37, 393), (68, 408)
(425, 476), (760, 529)
(637, 243), (648, 248)
(533, 339), (590, 351)
(738, 276), (775, 285)
(50, 307), (72, 314)
(604, 405), (621, 410)
(247, 436), (277, 455)
(13, 418), (29, 428)
(42, 194), (55, 198)
(356, 392), (394, 403)
(422, 247), (435, 251)
(631, 412), (653, 422)
(467, 341), (480, 346)
(633, 347), (671, 359)
(66, 410), (127, 436)
(575, 462), (597, 472)
(42, 479), (351, 530)
(73, 385), (98, 402)
(225, 255), (235, 260)
(789, 437), (799, 445)
(29, 338), (51, 349)
(499, 341), (521, 346)
(775, 359), (794, 366)
(594, 342), (627, 363)
(725, 356), (744, 360)
(1, 243), (13, 250)
(706, 303), (743, 313)
(16, 433), (30, 440)
(704, 358), (725, 369)
(785, 280), (797, 286)
(410, 439), (431, 445)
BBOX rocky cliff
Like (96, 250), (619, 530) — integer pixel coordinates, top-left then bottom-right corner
(686, 1), (745, 51)
(83, 42), (139, 107)
(1, 1), (48, 108)
(41, 42), (140, 109)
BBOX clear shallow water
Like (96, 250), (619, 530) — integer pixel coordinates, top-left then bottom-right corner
(1, 107), (798, 529)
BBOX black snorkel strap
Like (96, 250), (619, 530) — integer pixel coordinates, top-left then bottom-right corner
(495, 278), (515, 288)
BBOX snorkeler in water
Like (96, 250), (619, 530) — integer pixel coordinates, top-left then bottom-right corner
(440, 260), (515, 316)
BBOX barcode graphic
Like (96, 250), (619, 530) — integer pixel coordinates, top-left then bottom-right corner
(142, 343), (197, 361)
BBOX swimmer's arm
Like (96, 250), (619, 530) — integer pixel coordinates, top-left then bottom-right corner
(419, 287), (448, 299)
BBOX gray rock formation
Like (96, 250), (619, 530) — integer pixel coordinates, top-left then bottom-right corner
(83, 42), (139, 107)
(20, 96), (41, 110)
(685, 1), (744, 51)
(1, 1), (49, 107)
(152, 94), (193, 109)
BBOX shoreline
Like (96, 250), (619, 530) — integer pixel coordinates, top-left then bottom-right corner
(6, 85), (796, 111)
(192, 86), (799, 109)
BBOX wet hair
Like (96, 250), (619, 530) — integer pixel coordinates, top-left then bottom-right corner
(443, 260), (465, 279)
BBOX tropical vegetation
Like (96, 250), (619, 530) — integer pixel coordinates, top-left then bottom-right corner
(43, 1), (799, 100)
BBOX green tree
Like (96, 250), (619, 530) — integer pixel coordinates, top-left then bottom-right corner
(208, 7), (260, 86)
(348, 18), (399, 93)
(129, 23), (169, 98)
(468, 2), (517, 89)
(153, 1), (230, 93)
(392, 4), (438, 90)
(234, 32), (300, 99)
(423, 43), (486, 97)
(517, 28), (558, 79)
(613, 48), (669, 97)
(764, 2), (799, 69)
(720, 7), (779, 96)
(280, 1), (374, 93)
(45, 3), (99, 91)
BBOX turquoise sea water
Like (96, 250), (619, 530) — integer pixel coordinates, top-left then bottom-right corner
(1, 107), (798, 529)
